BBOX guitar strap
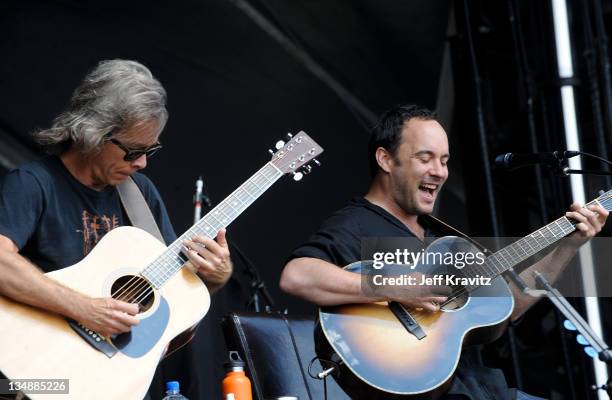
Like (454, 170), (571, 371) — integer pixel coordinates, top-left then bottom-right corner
(117, 177), (165, 244)
(425, 215), (492, 255)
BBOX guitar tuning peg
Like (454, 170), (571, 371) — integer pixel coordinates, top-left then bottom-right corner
(268, 149), (275, 155)
(301, 164), (313, 175)
(275, 140), (286, 150)
(292, 171), (304, 181)
(313, 159), (321, 167)
(286, 133), (293, 140)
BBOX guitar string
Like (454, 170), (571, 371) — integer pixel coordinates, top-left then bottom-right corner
(110, 164), (283, 306)
(438, 196), (611, 311)
(113, 193), (611, 313)
(127, 168), (280, 306)
(80, 143), (316, 322)
(412, 195), (612, 319)
(115, 276), (151, 304)
(432, 225), (571, 311)
(118, 195), (612, 309)
(110, 217), (234, 305)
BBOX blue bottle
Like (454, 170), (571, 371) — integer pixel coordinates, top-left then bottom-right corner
(161, 381), (189, 400)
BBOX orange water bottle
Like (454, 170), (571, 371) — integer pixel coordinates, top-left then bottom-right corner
(222, 351), (252, 400)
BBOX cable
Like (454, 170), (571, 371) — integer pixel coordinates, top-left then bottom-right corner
(578, 151), (612, 167)
(307, 356), (339, 400)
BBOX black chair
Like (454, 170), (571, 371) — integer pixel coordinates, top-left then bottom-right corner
(221, 312), (351, 400)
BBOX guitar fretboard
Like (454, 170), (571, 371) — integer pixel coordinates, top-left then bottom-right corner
(141, 162), (283, 288)
(481, 217), (575, 278)
(459, 193), (611, 284)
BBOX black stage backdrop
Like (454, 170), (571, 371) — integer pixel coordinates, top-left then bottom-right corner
(0, 1), (452, 399)
(2, 1), (612, 399)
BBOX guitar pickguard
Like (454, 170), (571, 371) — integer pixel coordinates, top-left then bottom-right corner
(68, 295), (170, 359)
(113, 296), (170, 358)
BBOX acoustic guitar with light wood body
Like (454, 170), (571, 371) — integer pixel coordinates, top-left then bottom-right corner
(0, 132), (323, 399)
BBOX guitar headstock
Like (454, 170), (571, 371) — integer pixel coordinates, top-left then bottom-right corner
(269, 131), (323, 181)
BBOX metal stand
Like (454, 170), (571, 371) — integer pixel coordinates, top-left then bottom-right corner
(228, 240), (276, 312)
(502, 150), (612, 397)
(503, 268), (612, 397)
(560, 168), (612, 176)
(549, 150), (612, 177)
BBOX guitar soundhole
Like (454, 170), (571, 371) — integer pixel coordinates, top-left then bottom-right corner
(111, 275), (155, 313)
(440, 286), (469, 311)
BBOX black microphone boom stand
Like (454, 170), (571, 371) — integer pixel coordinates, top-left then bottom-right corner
(548, 151), (612, 177)
(227, 241), (276, 312)
(560, 168), (612, 176)
(504, 268), (612, 397)
(495, 150), (612, 176)
(499, 151), (612, 397)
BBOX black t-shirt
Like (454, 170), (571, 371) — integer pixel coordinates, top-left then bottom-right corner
(0, 155), (177, 272)
(290, 196), (516, 400)
(290, 196), (439, 266)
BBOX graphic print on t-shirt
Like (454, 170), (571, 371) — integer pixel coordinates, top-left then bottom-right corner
(81, 210), (119, 255)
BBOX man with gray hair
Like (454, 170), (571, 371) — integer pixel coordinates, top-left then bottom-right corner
(0, 59), (231, 361)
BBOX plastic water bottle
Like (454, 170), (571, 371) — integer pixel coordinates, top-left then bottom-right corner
(161, 381), (189, 400)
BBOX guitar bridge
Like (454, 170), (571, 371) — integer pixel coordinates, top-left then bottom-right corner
(67, 319), (117, 358)
(388, 302), (427, 340)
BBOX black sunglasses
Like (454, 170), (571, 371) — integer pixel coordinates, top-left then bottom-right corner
(110, 138), (163, 162)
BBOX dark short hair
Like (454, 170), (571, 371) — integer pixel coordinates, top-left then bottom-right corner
(368, 104), (438, 177)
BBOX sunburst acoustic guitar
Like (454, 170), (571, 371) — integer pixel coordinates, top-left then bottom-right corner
(317, 190), (611, 399)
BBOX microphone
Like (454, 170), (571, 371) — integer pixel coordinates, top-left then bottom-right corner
(193, 176), (213, 223)
(494, 151), (580, 170)
(193, 177), (203, 223)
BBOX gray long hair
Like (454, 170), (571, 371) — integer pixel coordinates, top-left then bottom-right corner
(35, 60), (168, 154)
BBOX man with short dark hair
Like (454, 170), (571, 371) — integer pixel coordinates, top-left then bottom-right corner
(280, 104), (608, 399)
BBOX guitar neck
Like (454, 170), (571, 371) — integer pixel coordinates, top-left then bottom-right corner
(141, 162), (283, 288)
(485, 216), (575, 277)
(482, 195), (610, 279)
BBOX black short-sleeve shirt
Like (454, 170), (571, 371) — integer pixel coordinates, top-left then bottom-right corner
(0, 155), (177, 272)
(290, 196), (442, 265)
